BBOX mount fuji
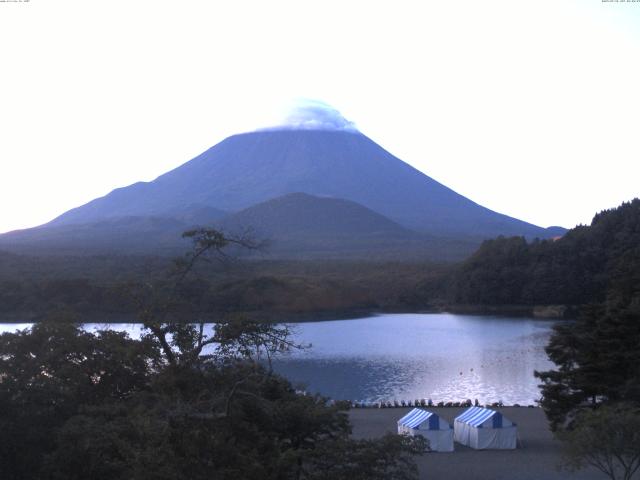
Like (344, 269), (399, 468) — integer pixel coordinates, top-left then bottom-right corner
(0, 104), (564, 259)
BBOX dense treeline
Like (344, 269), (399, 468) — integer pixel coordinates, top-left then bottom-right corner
(527, 201), (640, 478)
(453, 199), (640, 308)
(536, 301), (640, 427)
(0, 257), (447, 322)
(2, 199), (638, 322)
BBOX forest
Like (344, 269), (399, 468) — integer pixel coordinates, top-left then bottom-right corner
(1, 200), (639, 322)
(0, 254), (446, 323)
(452, 199), (640, 308)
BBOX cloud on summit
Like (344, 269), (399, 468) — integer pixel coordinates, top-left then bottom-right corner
(262, 99), (358, 132)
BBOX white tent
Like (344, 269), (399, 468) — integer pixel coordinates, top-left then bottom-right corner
(454, 406), (517, 450)
(397, 408), (454, 452)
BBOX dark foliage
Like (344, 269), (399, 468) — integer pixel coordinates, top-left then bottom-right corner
(558, 404), (640, 480)
(301, 434), (427, 480)
(535, 302), (640, 430)
(0, 229), (424, 480)
(453, 199), (640, 308)
(0, 256), (448, 323)
(0, 322), (159, 479)
(530, 201), (640, 431)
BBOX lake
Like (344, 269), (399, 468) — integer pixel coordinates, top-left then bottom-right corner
(0, 313), (556, 405)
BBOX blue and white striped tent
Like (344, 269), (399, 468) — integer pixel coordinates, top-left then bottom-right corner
(454, 406), (517, 449)
(397, 408), (454, 452)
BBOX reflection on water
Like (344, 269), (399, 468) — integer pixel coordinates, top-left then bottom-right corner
(0, 313), (556, 405)
(272, 313), (556, 405)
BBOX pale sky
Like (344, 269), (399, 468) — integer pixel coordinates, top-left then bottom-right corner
(1, 0), (639, 234)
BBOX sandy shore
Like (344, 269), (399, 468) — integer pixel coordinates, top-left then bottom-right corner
(349, 407), (604, 480)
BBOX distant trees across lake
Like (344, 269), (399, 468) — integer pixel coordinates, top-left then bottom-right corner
(0, 198), (638, 323)
(0, 256), (445, 323)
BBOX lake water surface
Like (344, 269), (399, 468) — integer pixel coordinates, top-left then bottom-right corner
(0, 313), (556, 405)
(273, 313), (556, 405)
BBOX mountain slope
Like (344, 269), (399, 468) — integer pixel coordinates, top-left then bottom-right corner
(0, 204), (226, 255)
(49, 129), (561, 239)
(214, 192), (477, 259)
(218, 192), (412, 238)
(0, 216), (193, 255)
(0, 193), (479, 260)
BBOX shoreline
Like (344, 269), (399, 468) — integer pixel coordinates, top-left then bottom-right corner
(349, 407), (601, 480)
(0, 304), (572, 324)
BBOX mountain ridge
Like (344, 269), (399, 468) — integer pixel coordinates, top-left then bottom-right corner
(0, 193), (479, 260)
(1, 128), (566, 260)
(47, 129), (562, 239)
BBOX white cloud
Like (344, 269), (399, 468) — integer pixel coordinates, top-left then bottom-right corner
(259, 99), (358, 132)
